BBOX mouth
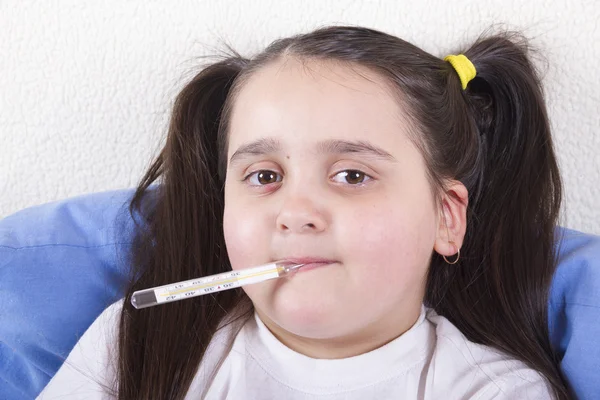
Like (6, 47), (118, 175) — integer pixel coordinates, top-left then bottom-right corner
(278, 257), (338, 273)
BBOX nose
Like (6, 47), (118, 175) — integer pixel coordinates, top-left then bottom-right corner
(275, 195), (327, 234)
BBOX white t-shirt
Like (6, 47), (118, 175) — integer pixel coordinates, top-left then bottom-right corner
(37, 299), (554, 399)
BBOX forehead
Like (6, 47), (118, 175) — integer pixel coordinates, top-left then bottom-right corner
(227, 57), (413, 153)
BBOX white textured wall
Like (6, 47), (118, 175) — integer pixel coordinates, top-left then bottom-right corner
(1, 0), (599, 234)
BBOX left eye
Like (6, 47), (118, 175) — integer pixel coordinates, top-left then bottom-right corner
(245, 170), (282, 186)
(331, 170), (371, 185)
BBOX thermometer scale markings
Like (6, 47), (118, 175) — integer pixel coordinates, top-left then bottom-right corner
(157, 266), (283, 298)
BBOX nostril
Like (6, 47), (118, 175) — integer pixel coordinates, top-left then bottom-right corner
(277, 221), (321, 232)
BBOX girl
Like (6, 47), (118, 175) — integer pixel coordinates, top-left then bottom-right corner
(38, 25), (571, 399)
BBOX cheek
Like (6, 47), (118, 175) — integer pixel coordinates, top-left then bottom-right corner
(223, 204), (263, 268)
(223, 191), (282, 278)
(223, 202), (283, 319)
(343, 200), (435, 295)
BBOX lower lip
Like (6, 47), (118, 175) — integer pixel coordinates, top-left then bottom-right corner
(295, 262), (335, 273)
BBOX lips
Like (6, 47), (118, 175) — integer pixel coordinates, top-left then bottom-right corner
(278, 257), (337, 273)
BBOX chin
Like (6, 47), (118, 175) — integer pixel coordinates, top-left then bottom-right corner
(248, 277), (354, 338)
(267, 297), (348, 339)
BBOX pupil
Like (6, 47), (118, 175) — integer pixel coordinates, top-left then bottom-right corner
(347, 170), (363, 184)
(258, 171), (276, 184)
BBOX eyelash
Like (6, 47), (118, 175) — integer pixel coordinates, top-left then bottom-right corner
(242, 169), (374, 187)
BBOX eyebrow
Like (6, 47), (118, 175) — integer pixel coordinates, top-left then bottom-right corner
(229, 138), (396, 166)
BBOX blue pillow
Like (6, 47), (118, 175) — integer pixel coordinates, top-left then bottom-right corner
(0, 188), (598, 399)
(0, 189), (136, 400)
(549, 227), (600, 399)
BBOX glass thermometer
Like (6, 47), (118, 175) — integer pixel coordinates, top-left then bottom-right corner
(131, 261), (304, 309)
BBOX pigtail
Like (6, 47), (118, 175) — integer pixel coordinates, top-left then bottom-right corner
(118, 56), (252, 400)
(426, 32), (570, 398)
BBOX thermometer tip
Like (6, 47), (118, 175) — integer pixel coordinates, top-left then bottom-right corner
(285, 263), (306, 273)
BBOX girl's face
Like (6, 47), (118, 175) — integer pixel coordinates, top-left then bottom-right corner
(223, 58), (453, 355)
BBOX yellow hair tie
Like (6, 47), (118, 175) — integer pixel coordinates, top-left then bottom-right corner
(444, 54), (476, 90)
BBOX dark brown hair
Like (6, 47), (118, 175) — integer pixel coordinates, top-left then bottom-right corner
(116, 25), (571, 399)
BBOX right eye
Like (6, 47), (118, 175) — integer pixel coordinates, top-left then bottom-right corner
(244, 170), (282, 186)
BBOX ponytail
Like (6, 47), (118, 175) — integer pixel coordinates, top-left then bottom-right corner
(118, 56), (253, 399)
(426, 32), (570, 398)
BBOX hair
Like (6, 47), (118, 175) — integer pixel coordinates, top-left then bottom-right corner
(115, 25), (571, 399)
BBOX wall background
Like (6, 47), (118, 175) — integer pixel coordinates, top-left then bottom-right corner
(1, 0), (598, 233)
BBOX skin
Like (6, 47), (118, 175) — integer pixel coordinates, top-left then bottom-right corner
(222, 57), (468, 359)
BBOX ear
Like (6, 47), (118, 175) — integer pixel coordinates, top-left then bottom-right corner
(433, 180), (468, 258)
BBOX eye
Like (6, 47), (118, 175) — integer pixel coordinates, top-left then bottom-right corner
(245, 170), (282, 186)
(331, 170), (372, 185)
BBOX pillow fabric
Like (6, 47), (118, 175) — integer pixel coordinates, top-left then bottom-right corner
(549, 227), (600, 399)
(0, 189), (136, 399)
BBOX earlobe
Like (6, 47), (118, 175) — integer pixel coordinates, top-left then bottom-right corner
(433, 181), (468, 262)
(442, 241), (460, 264)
